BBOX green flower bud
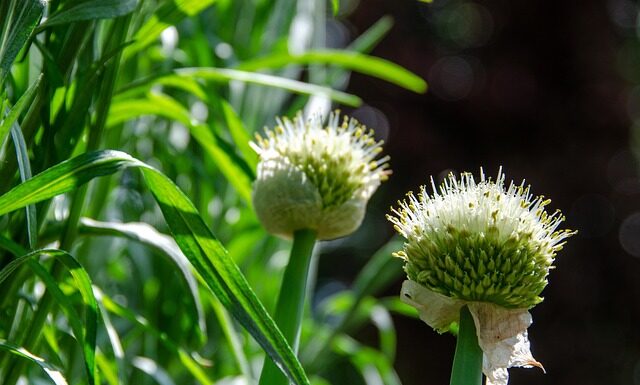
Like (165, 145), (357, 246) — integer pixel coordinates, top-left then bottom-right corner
(388, 169), (574, 309)
(251, 112), (390, 240)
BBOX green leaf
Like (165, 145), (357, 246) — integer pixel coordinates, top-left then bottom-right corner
(78, 218), (206, 334)
(0, 0), (44, 85)
(97, 288), (214, 384)
(238, 49), (427, 94)
(0, 74), (42, 149)
(177, 67), (362, 106)
(219, 99), (259, 171)
(107, 92), (192, 127)
(39, 0), (138, 29)
(10, 122), (37, 248)
(0, 340), (69, 385)
(0, 150), (310, 385)
(0, 150), (143, 216)
(124, 0), (217, 59)
(189, 122), (254, 205)
(107, 93), (254, 205)
(0, 249), (98, 385)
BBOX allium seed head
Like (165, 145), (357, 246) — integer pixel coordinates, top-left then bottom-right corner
(387, 169), (575, 385)
(387, 168), (574, 309)
(251, 111), (390, 240)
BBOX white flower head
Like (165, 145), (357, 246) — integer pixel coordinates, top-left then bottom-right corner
(251, 111), (390, 240)
(387, 168), (575, 385)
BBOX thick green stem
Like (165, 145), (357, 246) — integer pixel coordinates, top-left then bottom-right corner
(450, 306), (483, 385)
(258, 229), (317, 385)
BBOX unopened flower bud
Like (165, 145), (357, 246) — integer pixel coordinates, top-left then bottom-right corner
(252, 112), (390, 240)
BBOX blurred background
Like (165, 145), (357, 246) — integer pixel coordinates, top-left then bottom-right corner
(317, 0), (640, 384)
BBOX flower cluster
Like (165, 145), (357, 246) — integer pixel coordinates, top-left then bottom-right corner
(251, 112), (390, 240)
(387, 169), (575, 385)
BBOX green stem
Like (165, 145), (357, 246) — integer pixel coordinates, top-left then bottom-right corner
(258, 229), (317, 385)
(450, 306), (483, 385)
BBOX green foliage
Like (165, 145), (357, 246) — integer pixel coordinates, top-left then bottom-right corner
(0, 1), (426, 384)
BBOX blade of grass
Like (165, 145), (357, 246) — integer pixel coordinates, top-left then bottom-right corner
(0, 248), (98, 385)
(0, 150), (311, 385)
(96, 287), (216, 385)
(78, 217), (206, 335)
(219, 99), (258, 171)
(107, 93), (254, 205)
(0, 74), (42, 149)
(0, 340), (69, 385)
(10, 122), (36, 248)
(237, 49), (427, 93)
(123, 0), (217, 59)
(38, 0), (138, 29)
(0, 0), (44, 86)
(176, 67), (362, 106)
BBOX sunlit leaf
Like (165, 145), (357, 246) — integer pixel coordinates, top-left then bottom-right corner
(10, 122), (36, 248)
(0, 340), (69, 385)
(0, 0), (44, 85)
(0, 150), (310, 385)
(40, 0), (138, 28)
(238, 50), (427, 93)
(0, 249), (98, 385)
(78, 218), (206, 334)
(0, 75), (42, 150)
(124, 0), (217, 59)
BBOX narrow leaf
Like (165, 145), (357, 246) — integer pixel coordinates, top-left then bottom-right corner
(0, 0), (44, 85)
(107, 93), (254, 204)
(0, 340), (69, 385)
(238, 50), (427, 93)
(219, 99), (258, 171)
(0, 74), (42, 149)
(79, 218), (206, 333)
(0, 150), (310, 385)
(10, 122), (37, 248)
(97, 288), (214, 384)
(177, 67), (362, 106)
(0, 249), (98, 385)
(124, 0), (216, 59)
(40, 0), (138, 28)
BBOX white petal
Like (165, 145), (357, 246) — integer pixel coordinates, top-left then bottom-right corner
(400, 280), (464, 333)
(467, 303), (544, 385)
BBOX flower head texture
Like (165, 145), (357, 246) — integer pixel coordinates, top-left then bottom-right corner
(251, 111), (390, 240)
(387, 169), (575, 385)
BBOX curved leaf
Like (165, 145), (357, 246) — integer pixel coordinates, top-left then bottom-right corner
(0, 249), (98, 385)
(237, 49), (427, 94)
(0, 340), (69, 385)
(0, 150), (310, 385)
(40, 0), (138, 28)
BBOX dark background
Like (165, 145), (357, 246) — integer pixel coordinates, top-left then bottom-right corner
(320, 1), (640, 384)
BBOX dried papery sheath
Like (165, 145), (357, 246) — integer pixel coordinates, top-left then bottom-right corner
(388, 169), (575, 385)
(251, 111), (390, 240)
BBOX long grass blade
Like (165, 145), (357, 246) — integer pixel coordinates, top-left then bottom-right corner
(0, 74), (42, 149)
(0, 340), (69, 385)
(237, 49), (427, 93)
(10, 122), (36, 248)
(176, 67), (362, 106)
(0, 249), (98, 385)
(107, 93), (254, 204)
(39, 0), (138, 29)
(0, 150), (310, 385)
(78, 217), (206, 334)
(0, 0), (44, 85)
(123, 0), (217, 59)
